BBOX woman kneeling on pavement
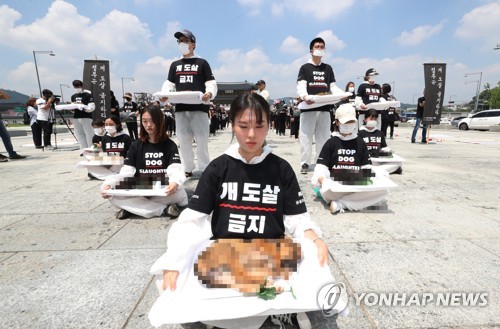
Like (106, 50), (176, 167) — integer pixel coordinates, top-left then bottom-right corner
(100, 104), (188, 220)
(148, 93), (346, 329)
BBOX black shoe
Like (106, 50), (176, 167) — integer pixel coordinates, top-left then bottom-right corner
(270, 313), (311, 329)
(9, 154), (26, 160)
(88, 173), (99, 180)
(421, 140), (427, 143)
(393, 167), (403, 175)
(0, 154), (8, 162)
(163, 204), (186, 219)
(185, 172), (193, 178)
(411, 139), (415, 143)
(116, 209), (131, 220)
(301, 164), (309, 174)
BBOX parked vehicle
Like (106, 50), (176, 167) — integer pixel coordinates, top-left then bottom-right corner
(400, 111), (416, 123)
(458, 109), (500, 131)
(451, 116), (466, 127)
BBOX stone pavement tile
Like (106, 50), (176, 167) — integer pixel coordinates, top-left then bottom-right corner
(331, 239), (499, 328)
(0, 212), (126, 251)
(0, 249), (159, 329)
(0, 252), (15, 262)
(0, 190), (105, 214)
(0, 214), (25, 229)
(100, 217), (173, 250)
(318, 213), (393, 244)
(467, 237), (500, 257)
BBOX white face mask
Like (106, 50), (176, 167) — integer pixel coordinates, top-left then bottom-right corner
(179, 42), (191, 55)
(94, 128), (104, 136)
(366, 120), (377, 129)
(312, 49), (325, 57)
(348, 87), (355, 93)
(105, 126), (117, 134)
(339, 122), (357, 135)
(74, 88), (83, 93)
(368, 76), (375, 83)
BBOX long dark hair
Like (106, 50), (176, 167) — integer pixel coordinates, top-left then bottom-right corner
(229, 93), (271, 125)
(105, 115), (123, 132)
(139, 104), (168, 143)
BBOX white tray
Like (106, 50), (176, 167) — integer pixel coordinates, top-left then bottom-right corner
(153, 91), (209, 104)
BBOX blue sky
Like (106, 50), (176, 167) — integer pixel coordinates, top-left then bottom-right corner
(1, 0), (499, 106)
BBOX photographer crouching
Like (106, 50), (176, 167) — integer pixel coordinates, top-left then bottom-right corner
(71, 80), (96, 154)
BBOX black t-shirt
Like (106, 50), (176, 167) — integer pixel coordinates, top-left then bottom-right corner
(124, 138), (181, 177)
(416, 96), (425, 119)
(102, 133), (133, 157)
(297, 62), (336, 112)
(71, 92), (94, 119)
(358, 129), (387, 157)
(92, 134), (104, 145)
(317, 136), (371, 173)
(189, 153), (307, 239)
(357, 83), (381, 105)
(123, 101), (138, 122)
(168, 57), (215, 113)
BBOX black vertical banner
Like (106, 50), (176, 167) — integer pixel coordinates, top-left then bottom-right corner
(83, 60), (110, 120)
(423, 63), (446, 124)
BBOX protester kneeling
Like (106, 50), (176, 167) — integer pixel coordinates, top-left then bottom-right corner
(100, 105), (188, 220)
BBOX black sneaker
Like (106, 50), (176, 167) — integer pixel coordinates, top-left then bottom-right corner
(0, 155), (8, 162)
(163, 204), (185, 219)
(9, 154), (26, 160)
(300, 164), (308, 174)
(88, 173), (99, 180)
(411, 139), (415, 143)
(116, 209), (131, 220)
(421, 140), (427, 144)
(270, 312), (311, 329)
(393, 167), (403, 175)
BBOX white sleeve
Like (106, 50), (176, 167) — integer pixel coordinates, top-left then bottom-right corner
(82, 102), (95, 113)
(161, 80), (176, 93)
(101, 165), (136, 188)
(311, 163), (330, 186)
(284, 212), (322, 239)
(297, 80), (308, 100)
(354, 96), (364, 109)
(329, 82), (344, 95)
(150, 208), (212, 274)
(166, 162), (186, 186)
(205, 80), (218, 100)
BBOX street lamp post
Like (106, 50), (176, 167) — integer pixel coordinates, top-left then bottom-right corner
(121, 77), (135, 99)
(59, 84), (70, 103)
(464, 72), (482, 113)
(33, 50), (55, 97)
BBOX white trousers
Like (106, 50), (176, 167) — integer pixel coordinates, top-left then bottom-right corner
(108, 188), (188, 218)
(299, 111), (331, 165)
(176, 111), (210, 173)
(320, 189), (388, 211)
(73, 118), (94, 150)
(87, 165), (123, 180)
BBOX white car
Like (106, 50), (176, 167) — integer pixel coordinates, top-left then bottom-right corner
(458, 109), (500, 131)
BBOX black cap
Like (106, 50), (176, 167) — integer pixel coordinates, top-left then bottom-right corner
(309, 37), (325, 50)
(42, 89), (53, 96)
(174, 29), (196, 43)
(365, 68), (379, 76)
(72, 80), (83, 87)
(256, 80), (266, 85)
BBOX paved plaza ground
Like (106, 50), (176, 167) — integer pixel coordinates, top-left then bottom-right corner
(0, 125), (499, 328)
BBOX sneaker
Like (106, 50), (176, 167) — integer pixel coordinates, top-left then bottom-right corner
(329, 201), (345, 214)
(300, 164), (308, 174)
(88, 173), (99, 180)
(393, 167), (403, 175)
(116, 209), (131, 220)
(9, 154), (26, 160)
(0, 154), (8, 162)
(163, 204), (185, 219)
(421, 139), (427, 144)
(270, 312), (311, 329)
(185, 172), (193, 178)
(411, 139), (415, 143)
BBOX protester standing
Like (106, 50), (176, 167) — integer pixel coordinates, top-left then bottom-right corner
(36, 89), (55, 149)
(297, 36), (344, 174)
(26, 97), (42, 149)
(159, 29), (217, 177)
(71, 80), (96, 152)
(253, 79), (270, 101)
(123, 92), (139, 139)
(411, 90), (428, 143)
(355, 68), (382, 129)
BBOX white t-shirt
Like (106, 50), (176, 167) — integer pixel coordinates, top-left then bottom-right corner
(257, 89), (270, 101)
(27, 106), (38, 126)
(36, 98), (51, 121)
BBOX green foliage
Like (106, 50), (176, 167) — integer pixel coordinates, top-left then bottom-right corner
(489, 87), (500, 109)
